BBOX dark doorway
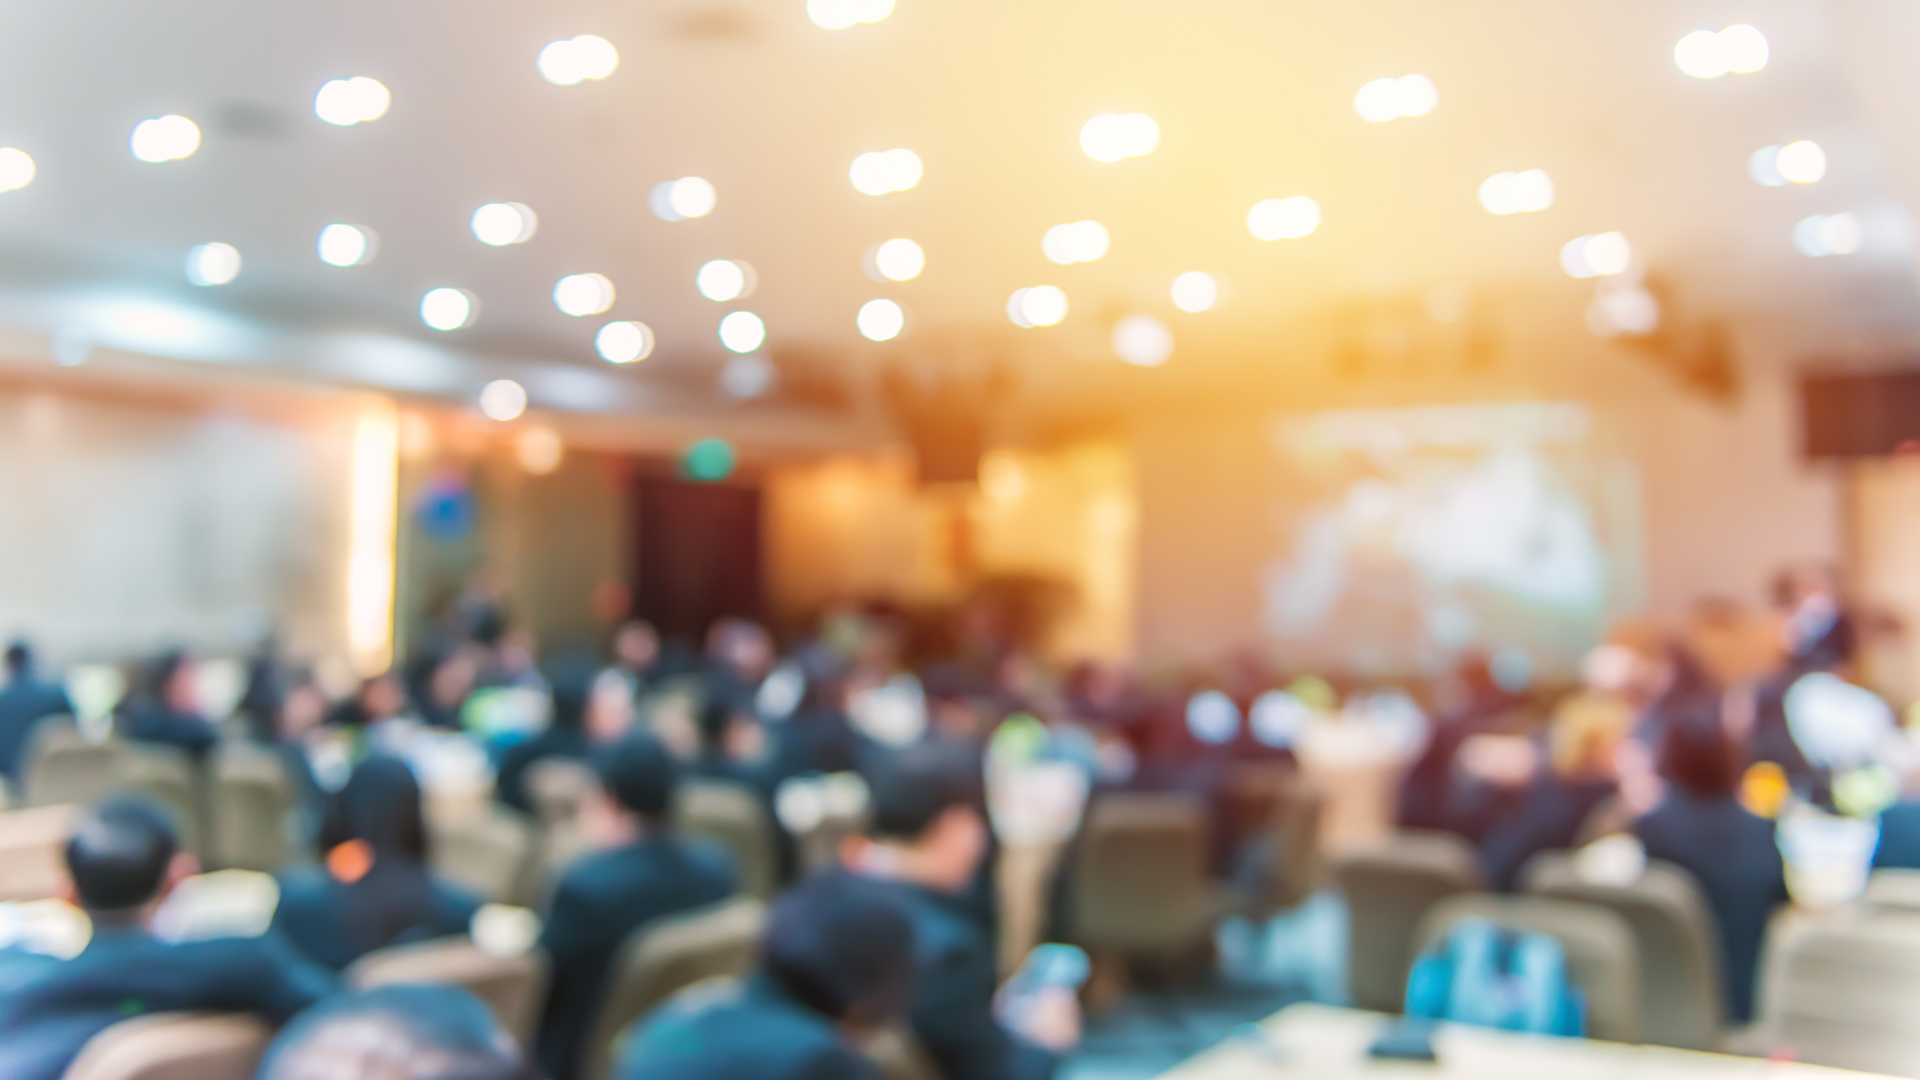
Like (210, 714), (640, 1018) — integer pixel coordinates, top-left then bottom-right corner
(632, 474), (765, 647)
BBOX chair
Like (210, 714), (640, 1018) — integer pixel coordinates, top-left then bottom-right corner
(1231, 771), (1325, 916)
(430, 803), (540, 906)
(1330, 830), (1482, 1012)
(1067, 793), (1221, 964)
(210, 741), (295, 872)
(524, 757), (597, 827)
(677, 780), (777, 898)
(1761, 909), (1920, 1076)
(346, 937), (550, 1047)
(61, 1012), (273, 1080)
(581, 896), (767, 1080)
(862, 1022), (941, 1080)
(0, 804), (79, 901)
(1413, 893), (1642, 1042)
(1863, 868), (1920, 913)
(116, 744), (203, 859)
(1524, 852), (1723, 1049)
(23, 719), (121, 809)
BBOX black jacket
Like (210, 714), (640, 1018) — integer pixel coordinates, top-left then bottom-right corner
(615, 973), (881, 1080)
(271, 863), (481, 972)
(0, 676), (71, 784)
(121, 703), (216, 756)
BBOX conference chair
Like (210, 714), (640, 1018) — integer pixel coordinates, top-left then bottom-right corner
(580, 896), (767, 1080)
(22, 719), (120, 809)
(863, 1022), (941, 1080)
(676, 779), (777, 898)
(1413, 893), (1642, 1043)
(523, 757), (596, 827)
(1231, 772), (1325, 917)
(1523, 851), (1723, 1049)
(1330, 830), (1482, 1012)
(210, 741), (295, 872)
(0, 803), (78, 901)
(430, 803), (540, 907)
(1067, 792), (1221, 967)
(1761, 908), (1920, 1077)
(60, 1012), (273, 1080)
(1863, 868), (1920, 913)
(116, 744), (203, 859)
(346, 936), (550, 1047)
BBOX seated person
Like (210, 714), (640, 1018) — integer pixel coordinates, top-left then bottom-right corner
(324, 672), (409, 729)
(495, 658), (597, 814)
(845, 743), (1078, 1080)
(1875, 796), (1920, 869)
(1478, 696), (1627, 891)
(536, 732), (740, 1080)
(0, 640), (73, 786)
(1633, 699), (1789, 1024)
(272, 756), (481, 971)
(120, 649), (216, 756)
(691, 693), (771, 790)
(256, 983), (535, 1080)
(0, 797), (334, 1080)
(616, 869), (916, 1080)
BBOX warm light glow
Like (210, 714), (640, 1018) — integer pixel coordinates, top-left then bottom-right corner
(1478, 169), (1554, 215)
(696, 259), (753, 301)
(1560, 232), (1632, 278)
(317, 223), (376, 267)
(1795, 213), (1863, 257)
(537, 35), (620, 85)
(979, 452), (1026, 502)
(516, 426), (564, 475)
(718, 310), (767, 353)
(1112, 314), (1173, 367)
(1776, 140), (1827, 184)
(1586, 282), (1661, 337)
(1042, 220), (1110, 264)
(1247, 196), (1321, 240)
(649, 177), (717, 221)
(313, 77), (391, 126)
(471, 202), (538, 245)
(346, 402), (399, 677)
(870, 238), (924, 281)
(0, 149), (36, 193)
(857, 298), (906, 341)
(1007, 285), (1068, 328)
(1170, 271), (1219, 313)
(807, 0), (894, 29)
(1749, 146), (1787, 187)
(1080, 113), (1158, 162)
(849, 149), (923, 195)
(1353, 74), (1438, 122)
(420, 287), (476, 330)
(553, 273), (615, 316)
(1675, 24), (1769, 78)
(184, 243), (241, 286)
(130, 115), (200, 162)
(479, 379), (528, 421)
(596, 320), (655, 363)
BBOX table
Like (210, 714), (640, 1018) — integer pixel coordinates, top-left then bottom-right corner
(1157, 1004), (1896, 1080)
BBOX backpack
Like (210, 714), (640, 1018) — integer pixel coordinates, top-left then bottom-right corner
(1403, 917), (1586, 1036)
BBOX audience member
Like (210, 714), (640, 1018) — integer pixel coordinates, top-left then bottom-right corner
(1632, 700), (1788, 1023)
(1478, 695), (1627, 890)
(271, 757), (481, 971)
(495, 657), (597, 814)
(536, 731), (739, 1080)
(0, 639), (72, 785)
(612, 620), (662, 689)
(616, 869), (916, 1080)
(0, 798), (334, 1080)
(267, 669), (333, 844)
(771, 646), (867, 784)
(120, 649), (217, 756)
(846, 743), (1076, 1080)
(256, 983), (535, 1080)
(325, 673), (409, 729)
(691, 693), (770, 790)
(1874, 795), (1920, 871)
(408, 644), (479, 731)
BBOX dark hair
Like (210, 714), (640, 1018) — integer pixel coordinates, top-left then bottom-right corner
(4, 640), (30, 676)
(865, 742), (983, 841)
(256, 984), (535, 1080)
(762, 869), (915, 1023)
(66, 797), (178, 914)
(145, 649), (189, 701)
(545, 652), (599, 734)
(593, 731), (677, 817)
(1659, 698), (1741, 798)
(324, 756), (429, 863)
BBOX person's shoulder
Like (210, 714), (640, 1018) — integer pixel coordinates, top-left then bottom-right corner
(672, 835), (739, 884)
(273, 867), (339, 913)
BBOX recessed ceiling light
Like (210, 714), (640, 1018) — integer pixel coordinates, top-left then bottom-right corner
(650, 177), (717, 221)
(537, 35), (620, 85)
(1776, 140), (1827, 184)
(130, 115), (200, 162)
(317, 223), (377, 267)
(596, 320), (656, 363)
(553, 273), (616, 317)
(857, 299), (907, 341)
(314, 77), (391, 126)
(1675, 24), (1769, 79)
(1247, 196), (1321, 240)
(807, 0), (894, 29)
(479, 379), (528, 421)
(1042, 221), (1110, 264)
(1795, 213), (1863, 257)
(1007, 285), (1068, 328)
(184, 242), (240, 286)
(849, 149), (923, 195)
(1560, 232), (1632, 278)
(421, 287), (477, 331)
(1354, 75), (1437, 122)
(696, 259), (754, 302)
(869, 238), (925, 281)
(718, 311), (767, 353)
(1478, 169), (1555, 214)
(1113, 314), (1174, 367)
(471, 202), (537, 245)
(1080, 114), (1158, 162)
(1170, 271), (1219, 312)
(0, 149), (35, 192)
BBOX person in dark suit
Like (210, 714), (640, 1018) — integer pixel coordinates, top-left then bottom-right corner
(770, 647), (870, 785)
(495, 657), (598, 814)
(256, 984), (536, 1080)
(616, 868), (917, 1080)
(1633, 698), (1789, 1024)
(536, 731), (740, 1080)
(0, 640), (72, 785)
(0, 797), (334, 1080)
(271, 756), (481, 971)
(119, 649), (216, 756)
(845, 743), (1076, 1080)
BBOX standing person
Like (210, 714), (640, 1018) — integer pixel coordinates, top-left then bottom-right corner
(0, 797), (334, 1080)
(120, 649), (216, 756)
(0, 640), (72, 785)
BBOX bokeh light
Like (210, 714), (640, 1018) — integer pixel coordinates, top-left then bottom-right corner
(1560, 232), (1632, 278)
(718, 310), (767, 353)
(1478, 169), (1555, 214)
(870, 238), (925, 281)
(849, 149), (923, 195)
(1795, 213), (1863, 257)
(184, 243), (240, 286)
(1749, 146), (1787, 187)
(720, 356), (777, 399)
(1353, 74), (1438, 122)
(649, 177), (717, 221)
(313, 77), (391, 126)
(1042, 220), (1110, 264)
(553, 273), (616, 317)
(696, 259), (754, 302)
(1170, 271), (1219, 313)
(1586, 282), (1661, 337)
(807, 0), (894, 29)
(516, 427), (564, 475)
(1112, 314), (1173, 367)
(1674, 24), (1769, 78)
(471, 202), (538, 245)
(130, 115), (200, 162)
(1080, 114), (1159, 162)
(682, 438), (736, 482)
(537, 35), (620, 85)
(0, 149), (36, 193)
(420, 287), (477, 331)
(1007, 285), (1068, 328)
(857, 298), (906, 341)
(596, 320), (655, 363)
(317, 223), (376, 267)
(478, 379), (528, 421)
(1777, 140), (1827, 184)
(1247, 196), (1321, 240)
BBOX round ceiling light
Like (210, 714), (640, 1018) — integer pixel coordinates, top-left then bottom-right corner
(596, 320), (656, 363)
(1247, 196), (1321, 240)
(650, 177), (717, 221)
(857, 299), (907, 341)
(317, 223), (377, 267)
(421, 287), (477, 331)
(553, 273), (616, 317)
(718, 310), (767, 353)
(184, 243), (241, 286)
(130, 115), (200, 163)
(471, 202), (538, 245)
(537, 35), (620, 85)
(314, 77), (391, 126)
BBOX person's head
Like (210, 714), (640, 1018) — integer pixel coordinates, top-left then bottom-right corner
(280, 671), (329, 739)
(149, 649), (197, 713)
(697, 694), (763, 762)
(762, 869), (916, 1034)
(1548, 695), (1629, 781)
(64, 797), (196, 925)
(707, 619), (774, 682)
(359, 674), (406, 721)
(545, 656), (597, 735)
(613, 620), (659, 672)
(326, 757), (429, 867)
(429, 649), (479, 709)
(852, 742), (989, 893)
(583, 732), (677, 844)
(4, 639), (32, 680)
(584, 669), (636, 743)
(255, 984), (535, 1080)
(1659, 698), (1741, 798)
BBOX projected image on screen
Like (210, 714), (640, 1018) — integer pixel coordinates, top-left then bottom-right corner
(1261, 402), (1636, 680)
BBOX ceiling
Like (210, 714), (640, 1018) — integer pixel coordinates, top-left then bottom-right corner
(0, 0), (1917, 418)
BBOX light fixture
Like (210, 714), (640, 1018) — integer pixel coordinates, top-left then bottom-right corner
(130, 115), (200, 162)
(1478, 169), (1555, 215)
(478, 379), (528, 421)
(421, 287), (477, 331)
(537, 35), (620, 85)
(718, 310), (767, 353)
(849, 149), (923, 195)
(184, 243), (241, 286)
(649, 177), (717, 221)
(0, 148), (35, 192)
(596, 320), (655, 363)
(553, 273), (615, 317)
(1560, 232), (1632, 278)
(1353, 75), (1438, 122)
(1794, 213), (1863, 257)
(1112, 314), (1173, 367)
(1007, 286), (1068, 328)
(1042, 220), (1110, 264)
(345, 403), (399, 677)
(1776, 140), (1827, 184)
(1586, 280), (1661, 337)
(1170, 271), (1219, 312)
(869, 238), (924, 281)
(1748, 146), (1787, 187)
(1247, 196), (1321, 240)
(313, 77), (391, 126)
(807, 0), (894, 29)
(1080, 113), (1158, 162)
(695, 259), (754, 301)
(470, 202), (537, 245)
(317, 223), (377, 267)
(516, 426), (564, 475)
(857, 299), (906, 341)
(1674, 24), (1769, 79)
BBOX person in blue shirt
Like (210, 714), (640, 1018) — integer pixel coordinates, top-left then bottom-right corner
(0, 797), (334, 1080)
(0, 640), (72, 785)
(257, 983), (536, 1080)
(119, 649), (217, 756)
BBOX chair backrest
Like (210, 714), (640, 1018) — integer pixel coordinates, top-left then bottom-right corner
(210, 742), (294, 872)
(1863, 868), (1920, 913)
(582, 896), (767, 1080)
(1762, 909), (1920, 1076)
(23, 721), (122, 810)
(524, 757), (597, 827)
(345, 937), (550, 1047)
(430, 804), (539, 907)
(1413, 893), (1641, 1042)
(1523, 852), (1723, 1049)
(1240, 772), (1325, 915)
(0, 804), (79, 902)
(1068, 793), (1216, 958)
(115, 745), (203, 859)
(676, 781), (777, 898)
(61, 1012), (272, 1080)
(1330, 830), (1483, 1012)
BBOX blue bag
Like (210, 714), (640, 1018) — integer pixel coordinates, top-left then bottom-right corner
(1403, 917), (1586, 1037)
